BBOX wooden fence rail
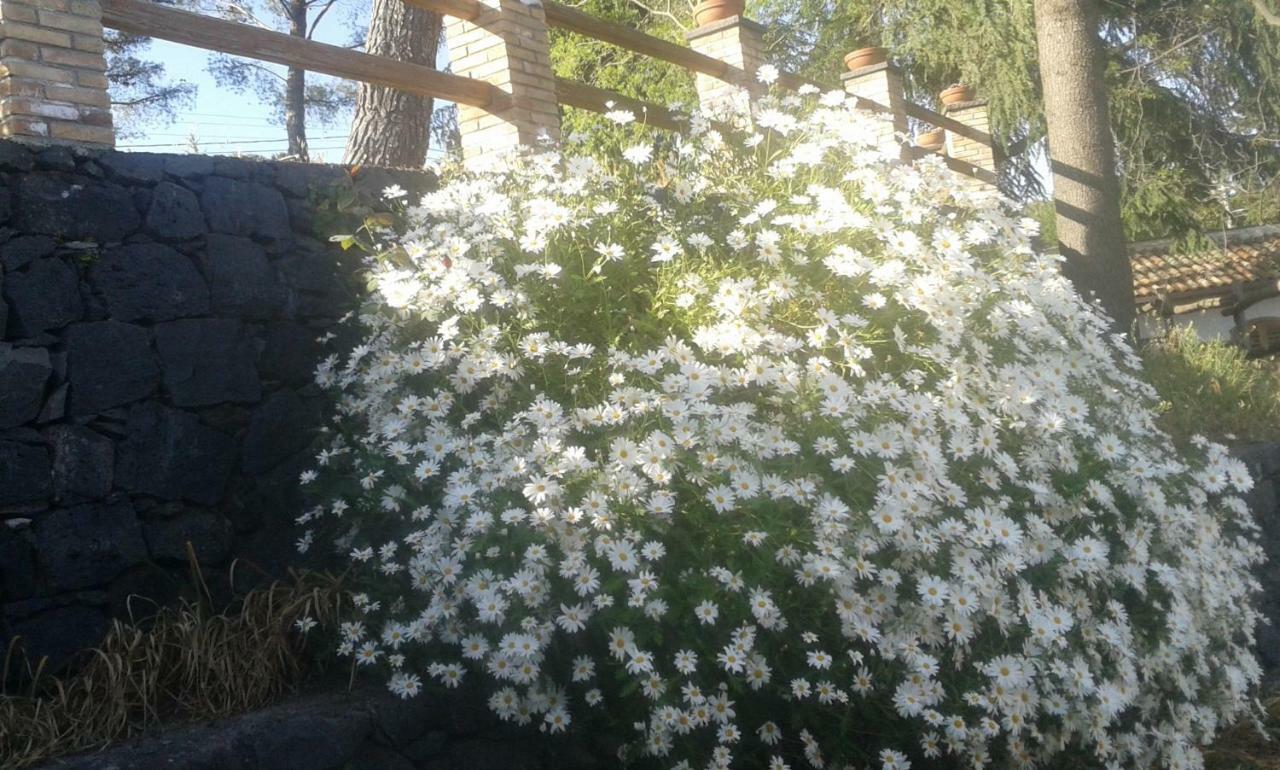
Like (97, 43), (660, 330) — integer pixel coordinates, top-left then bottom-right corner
(1, 0), (1001, 188)
(102, 0), (502, 109)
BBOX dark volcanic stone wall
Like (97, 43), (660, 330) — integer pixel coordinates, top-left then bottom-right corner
(0, 140), (432, 668)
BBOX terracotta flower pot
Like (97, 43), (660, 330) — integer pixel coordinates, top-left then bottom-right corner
(693, 0), (744, 27)
(939, 83), (975, 106)
(839, 46), (890, 71)
(917, 128), (945, 152)
(843, 46), (888, 72)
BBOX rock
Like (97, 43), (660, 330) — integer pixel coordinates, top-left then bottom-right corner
(145, 181), (206, 241)
(401, 731), (449, 763)
(348, 743), (417, 770)
(13, 175), (140, 242)
(3, 601), (106, 670)
(274, 163), (350, 198)
(164, 154), (216, 178)
(0, 187), (10, 224)
(37, 382), (68, 424)
(0, 526), (37, 599)
(212, 157), (254, 179)
(259, 321), (323, 385)
(0, 344), (51, 428)
(275, 246), (346, 319)
(0, 439), (51, 506)
(89, 243), (210, 323)
(200, 177), (291, 242)
(2, 256), (83, 336)
(64, 321), (160, 415)
(0, 140), (34, 172)
(115, 402), (236, 505)
(35, 146), (77, 173)
(199, 234), (281, 319)
(45, 424), (113, 502)
(0, 234), (54, 271)
(33, 499), (147, 592)
(154, 318), (261, 407)
(97, 151), (166, 184)
(143, 509), (233, 563)
(442, 739), (546, 770)
(241, 389), (315, 475)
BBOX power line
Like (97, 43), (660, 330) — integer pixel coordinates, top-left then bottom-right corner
(119, 135), (350, 149)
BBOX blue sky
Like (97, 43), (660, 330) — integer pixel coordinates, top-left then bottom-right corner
(116, 11), (452, 162)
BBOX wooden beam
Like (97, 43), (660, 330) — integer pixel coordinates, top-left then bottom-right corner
(544, 2), (732, 81)
(403, 0), (481, 21)
(554, 78), (688, 134)
(102, 0), (501, 109)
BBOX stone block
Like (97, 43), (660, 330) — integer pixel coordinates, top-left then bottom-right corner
(0, 526), (37, 599)
(89, 243), (210, 322)
(259, 321), (322, 386)
(45, 423), (112, 501)
(154, 318), (261, 407)
(3, 600), (105, 670)
(241, 388), (316, 475)
(163, 153), (215, 178)
(201, 176), (291, 242)
(33, 498), (147, 591)
(0, 139), (35, 172)
(96, 151), (166, 183)
(1, 255), (83, 335)
(143, 509), (233, 563)
(0, 438), (51, 506)
(13, 175), (139, 241)
(0, 343), (51, 428)
(145, 180), (206, 240)
(0, 234), (55, 271)
(115, 401), (235, 506)
(199, 233), (281, 319)
(64, 320), (160, 415)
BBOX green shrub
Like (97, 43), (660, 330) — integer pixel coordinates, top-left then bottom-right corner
(1142, 325), (1280, 444)
(304, 85), (1263, 770)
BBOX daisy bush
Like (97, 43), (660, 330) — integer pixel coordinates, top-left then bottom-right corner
(299, 82), (1263, 770)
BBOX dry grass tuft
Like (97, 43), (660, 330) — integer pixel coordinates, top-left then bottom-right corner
(1206, 696), (1280, 770)
(0, 547), (345, 769)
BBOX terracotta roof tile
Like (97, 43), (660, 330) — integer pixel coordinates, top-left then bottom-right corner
(1128, 225), (1280, 310)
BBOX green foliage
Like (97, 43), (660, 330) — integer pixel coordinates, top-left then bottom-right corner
(1142, 325), (1280, 444)
(753, 0), (1280, 240)
(549, 0), (696, 156)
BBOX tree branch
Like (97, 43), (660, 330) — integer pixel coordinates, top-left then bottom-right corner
(1254, 0), (1280, 25)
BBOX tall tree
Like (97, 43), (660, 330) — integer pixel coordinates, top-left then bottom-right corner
(202, 0), (353, 160)
(755, 0), (1280, 243)
(343, 0), (442, 167)
(1034, 0), (1133, 331)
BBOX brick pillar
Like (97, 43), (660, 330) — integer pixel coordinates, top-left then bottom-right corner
(443, 0), (560, 162)
(686, 16), (765, 121)
(943, 94), (998, 190)
(0, 0), (113, 146)
(842, 59), (908, 161)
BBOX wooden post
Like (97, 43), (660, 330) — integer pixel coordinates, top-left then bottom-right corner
(685, 15), (765, 121)
(841, 55), (908, 161)
(942, 88), (998, 191)
(443, 0), (560, 162)
(0, 0), (114, 145)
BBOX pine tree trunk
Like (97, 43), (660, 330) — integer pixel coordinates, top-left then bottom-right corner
(285, 0), (308, 161)
(1034, 0), (1134, 332)
(344, 0), (441, 168)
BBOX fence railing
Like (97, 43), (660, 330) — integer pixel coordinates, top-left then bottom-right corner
(0, 0), (1000, 187)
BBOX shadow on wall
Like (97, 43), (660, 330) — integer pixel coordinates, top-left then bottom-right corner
(0, 141), (434, 670)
